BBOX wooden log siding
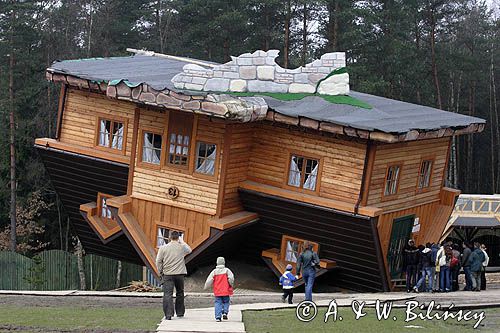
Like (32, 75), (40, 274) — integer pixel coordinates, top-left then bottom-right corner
(366, 137), (450, 211)
(35, 146), (142, 265)
(131, 110), (226, 215)
(130, 197), (211, 251)
(239, 189), (389, 292)
(59, 89), (135, 157)
(220, 124), (254, 216)
(247, 123), (366, 204)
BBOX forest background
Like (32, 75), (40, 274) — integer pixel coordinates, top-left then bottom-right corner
(0, 0), (499, 254)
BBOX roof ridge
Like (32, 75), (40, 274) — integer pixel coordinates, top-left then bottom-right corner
(126, 48), (216, 68)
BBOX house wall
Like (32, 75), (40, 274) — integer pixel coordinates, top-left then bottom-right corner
(366, 137), (450, 212)
(220, 124), (254, 217)
(59, 89), (135, 158)
(247, 123), (367, 204)
(130, 197), (211, 251)
(131, 109), (226, 215)
(367, 138), (452, 278)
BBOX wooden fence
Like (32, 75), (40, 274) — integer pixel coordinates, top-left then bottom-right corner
(0, 250), (143, 291)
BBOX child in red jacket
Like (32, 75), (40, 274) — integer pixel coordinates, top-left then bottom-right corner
(204, 257), (235, 322)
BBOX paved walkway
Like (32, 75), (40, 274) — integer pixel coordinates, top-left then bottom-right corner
(156, 294), (417, 333)
(156, 290), (500, 333)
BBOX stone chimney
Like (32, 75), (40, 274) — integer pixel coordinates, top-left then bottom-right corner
(172, 50), (349, 95)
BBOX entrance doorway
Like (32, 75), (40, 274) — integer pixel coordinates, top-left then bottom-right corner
(387, 215), (414, 278)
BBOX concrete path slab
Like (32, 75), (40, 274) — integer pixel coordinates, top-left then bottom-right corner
(156, 296), (417, 333)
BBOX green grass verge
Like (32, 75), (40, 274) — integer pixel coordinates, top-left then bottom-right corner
(226, 92), (372, 109)
(0, 305), (163, 332)
(243, 307), (500, 333)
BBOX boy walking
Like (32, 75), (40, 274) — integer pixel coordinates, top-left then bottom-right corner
(279, 264), (297, 304)
(204, 257), (235, 322)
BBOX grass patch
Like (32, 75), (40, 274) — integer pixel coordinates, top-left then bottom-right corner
(226, 92), (372, 109)
(243, 307), (500, 333)
(0, 305), (163, 332)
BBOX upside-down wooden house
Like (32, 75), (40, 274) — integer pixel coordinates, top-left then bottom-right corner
(36, 48), (485, 292)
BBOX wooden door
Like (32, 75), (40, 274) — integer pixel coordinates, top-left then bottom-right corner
(387, 215), (414, 279)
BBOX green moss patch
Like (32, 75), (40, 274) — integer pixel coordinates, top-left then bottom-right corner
(227, 91), (372, 109)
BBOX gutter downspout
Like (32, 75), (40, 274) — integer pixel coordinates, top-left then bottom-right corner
(355, 141), (372, 215)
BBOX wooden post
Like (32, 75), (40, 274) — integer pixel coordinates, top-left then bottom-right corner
(55, 84), (67, 140)
(127, 108), (140, 195)
(215, 125), (233, 218)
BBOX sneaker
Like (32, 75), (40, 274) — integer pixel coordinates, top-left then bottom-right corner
(222, 314), (228, 320)
(177, 315), (184, 318)
(216, 318), (222, 322)
(165, 317), (172, 320)
(413, 287), (419, 293)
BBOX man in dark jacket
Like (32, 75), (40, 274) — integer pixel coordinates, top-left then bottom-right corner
(470, 242), (486, 291)
(403, 239), (419, 292)
(296, 242), (320, 301)
(413, 243), (433, 292)
(461, 242), (473, 291)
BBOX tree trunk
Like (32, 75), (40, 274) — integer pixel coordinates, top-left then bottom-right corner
(489, 47), (496, 193)
(283, 0), (291, 68)
(301, 2), (308, 66)
(115, 261), (122, 289)
(326, 1), (339, 51)
(76, 239), (86, 290)
(415, 18), (421, 103)
(57, 197), (63, 250)
(223, 38), (230, 63)
(429, 8), (442, 109)
(9, 32), (17, 252)
(263, 4), (270, 51)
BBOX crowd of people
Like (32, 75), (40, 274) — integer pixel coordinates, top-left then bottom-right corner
(403, 239), (490, 293)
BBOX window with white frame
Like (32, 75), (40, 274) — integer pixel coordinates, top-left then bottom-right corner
(97, 193), (115, 223)
(167, 112), (193, 167)
(142, 131), (162, 165)
(157, 227), (184, 247)
(417, 159), (433, 189)
(195, 142), (217, 175)
(384, 164), (401, 196)
(288, 154), (319, 191)
(98, 119), (124, 150)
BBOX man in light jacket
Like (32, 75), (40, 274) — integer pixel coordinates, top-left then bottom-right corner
(156, 231), (192, 320)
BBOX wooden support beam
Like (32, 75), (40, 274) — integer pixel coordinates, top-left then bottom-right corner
(240, 180), (383, 217)
(127, 108), (141, 195)
(55, 84), (67, 140)
(35, 138), (130, 165)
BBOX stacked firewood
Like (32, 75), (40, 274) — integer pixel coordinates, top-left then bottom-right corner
(115, 280), (160, 292)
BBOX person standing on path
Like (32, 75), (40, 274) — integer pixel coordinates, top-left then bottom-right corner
(470, 242), (486, 291)
(480, 244), (489, 290)
(279, 264), (298, 304)
(296, 242), (320, 302)
(413, 243), (433, 292)
(403, 239), (419, 292)
(461, 242), (473, 291)
(204, 257), (235, 322)
(156, 231), (192, 320)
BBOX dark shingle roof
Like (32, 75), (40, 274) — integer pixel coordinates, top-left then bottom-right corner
(48, 55), (485, 134)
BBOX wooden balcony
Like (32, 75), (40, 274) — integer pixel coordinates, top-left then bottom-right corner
(79, 202), (122, 243)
